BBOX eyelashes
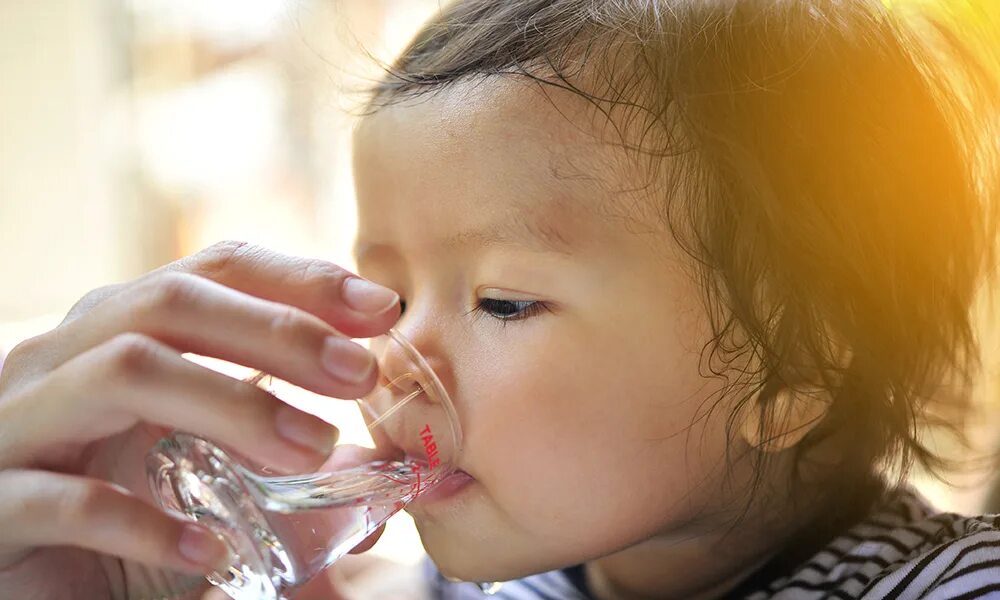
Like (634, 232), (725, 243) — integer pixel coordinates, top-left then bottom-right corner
(399, 298), (550, 327)
(471, 298), (550, 324)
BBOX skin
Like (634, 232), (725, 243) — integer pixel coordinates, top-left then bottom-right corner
(352, 78), (834, 599)
(0, 241), (395, 599)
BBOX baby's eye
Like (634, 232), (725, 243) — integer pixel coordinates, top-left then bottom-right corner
(475, 298), (548, 323)
(396, 297), (549, 325)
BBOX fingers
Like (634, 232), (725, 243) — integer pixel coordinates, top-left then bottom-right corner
(0, 470), (228, 575)
(158, 241), (400, 338)
(42, 272), (382, 400)
(0, 333), (337, 474)
(13, 241), (401, 397)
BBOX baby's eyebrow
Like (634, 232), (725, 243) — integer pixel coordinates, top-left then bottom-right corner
(353, 207), (577, 264)
(441, 212), (574, 255)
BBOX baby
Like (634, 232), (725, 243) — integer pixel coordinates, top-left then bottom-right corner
(1, 1), (998, 599)
(349, 0), (1000, 598)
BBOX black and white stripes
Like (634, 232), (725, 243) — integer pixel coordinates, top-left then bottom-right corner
(422, 487), (1000, 599)
(745, 489), (1000, 599)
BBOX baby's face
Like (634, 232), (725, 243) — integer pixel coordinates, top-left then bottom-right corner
(352, 79), (751, 581)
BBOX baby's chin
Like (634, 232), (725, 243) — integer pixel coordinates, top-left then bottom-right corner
(422, 535), (566, 584)
(412, 507), (597, 584)
(408, 502), (523, 581)
(404, 476), (622, 582)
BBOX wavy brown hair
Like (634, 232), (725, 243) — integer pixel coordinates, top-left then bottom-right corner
(358, 0), (1000, 509)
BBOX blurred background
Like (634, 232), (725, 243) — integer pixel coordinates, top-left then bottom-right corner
(0, 0), (447, 577)
(0, 0), (998, 587)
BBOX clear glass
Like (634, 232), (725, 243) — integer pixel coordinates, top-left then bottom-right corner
(145, 328), (462, 600)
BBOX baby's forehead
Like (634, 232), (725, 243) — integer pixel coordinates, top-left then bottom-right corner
(355, 76), (669, 268)
(357, 76), (622, 170)
(435, 77), (597, 142)
(354, 77), (655, 233)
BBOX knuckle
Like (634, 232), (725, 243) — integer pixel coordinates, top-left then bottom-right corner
(193, 240), (255, 277)
(267, 305), (312, 340)
(137, 272), (201, 315)
(66, 284), (124, 321)
(1, 333), (58, 389)
(4, 334), (46, 369)
(285, 259), (351, 294)
(105, 333), (162, 380)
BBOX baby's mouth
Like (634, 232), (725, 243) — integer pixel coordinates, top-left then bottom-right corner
(402, 453), (473, 479)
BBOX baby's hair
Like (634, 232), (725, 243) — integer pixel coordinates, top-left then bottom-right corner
(359, 0), (999, 512)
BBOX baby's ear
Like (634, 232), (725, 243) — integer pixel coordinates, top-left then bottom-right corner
(737, 381), (831, 453)
(738, 329), (853, 452)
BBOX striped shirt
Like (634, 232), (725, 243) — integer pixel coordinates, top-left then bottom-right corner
(423, 486), (1000, 599)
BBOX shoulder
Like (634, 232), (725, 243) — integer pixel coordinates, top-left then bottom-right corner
(753, 487), (1000, 599)
(420, 555), (591, 600)
(859, 505), (1000, 600)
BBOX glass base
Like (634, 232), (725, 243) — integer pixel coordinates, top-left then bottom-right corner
(147, 434), (295, 600)
(146, 432), (437, 600)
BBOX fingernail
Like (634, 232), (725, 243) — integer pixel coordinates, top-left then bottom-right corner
(275, 404), (339, 454)
(342, 277), (399, 315)
(178, 525), (227, 569)
(321, 336), (376, 384)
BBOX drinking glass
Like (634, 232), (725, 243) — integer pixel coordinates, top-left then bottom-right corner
(145, 328), (462, 600)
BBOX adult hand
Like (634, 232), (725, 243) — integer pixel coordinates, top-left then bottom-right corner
(0, 241), (399, 599)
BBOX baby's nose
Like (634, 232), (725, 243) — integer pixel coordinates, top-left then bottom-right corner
(356, 330), (444, 439)
(377, 346), (430, 404)
(377, 328), (451, 404)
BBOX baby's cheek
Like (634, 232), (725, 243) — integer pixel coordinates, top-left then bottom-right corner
(459, 320), (717, 541)
(474, 365), (643, 529)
